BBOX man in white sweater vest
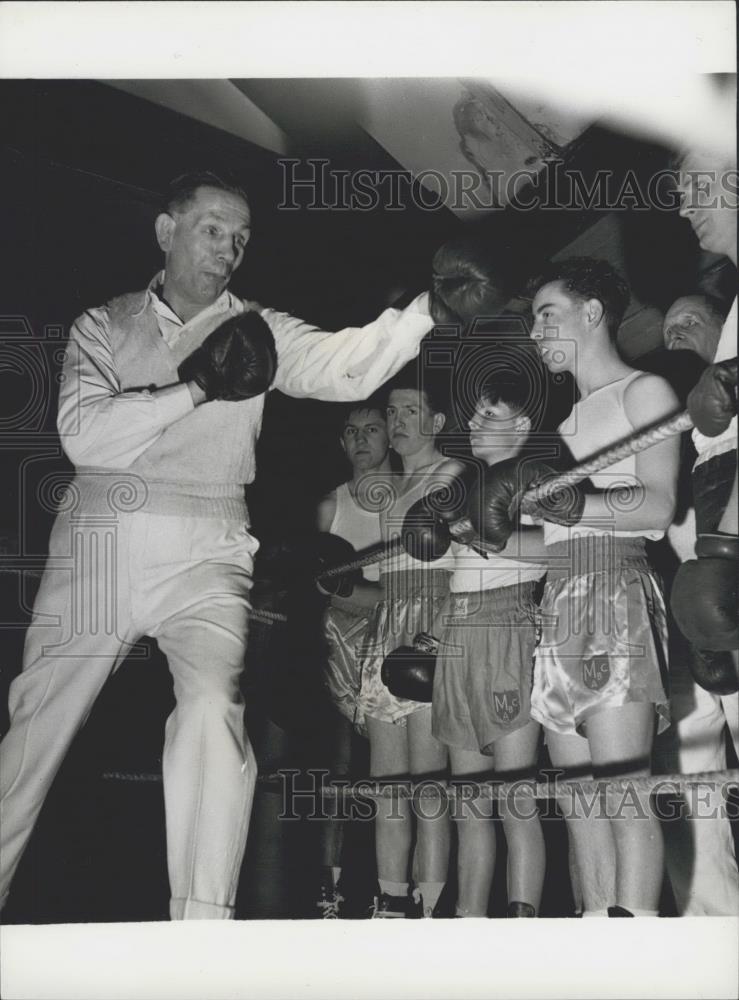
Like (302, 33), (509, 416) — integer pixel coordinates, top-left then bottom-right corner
(0, 170), (435, 921)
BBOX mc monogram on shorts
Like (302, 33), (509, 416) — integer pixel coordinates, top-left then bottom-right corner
(493, 690), (521, 723)
(582, 655), (611, 691)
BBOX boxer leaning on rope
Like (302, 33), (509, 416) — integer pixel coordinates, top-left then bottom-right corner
(0, 170), (441, 922)
(469, 258), (680, 917)
(401, 370), (548, 918)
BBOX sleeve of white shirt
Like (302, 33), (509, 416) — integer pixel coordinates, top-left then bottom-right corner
(57, 306), (194, 469)
(262, 293), (433, 400)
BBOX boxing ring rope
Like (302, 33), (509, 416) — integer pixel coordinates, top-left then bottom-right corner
(99, 767), (739, 799)
(518, 409), (694, 517)
(0, 408), (694, 595)
(318, 407), (695, 579)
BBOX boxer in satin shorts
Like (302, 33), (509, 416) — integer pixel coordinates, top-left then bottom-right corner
(530, 537), (670, 738)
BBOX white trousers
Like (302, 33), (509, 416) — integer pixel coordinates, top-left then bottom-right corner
(0, 509), (259, 920)
(656, 652), (739, 916)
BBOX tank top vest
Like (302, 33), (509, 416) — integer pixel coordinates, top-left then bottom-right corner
(545, 370), (665, 545)
(329, 482), (383, 582)
(379, 461), (457, 575)
(450, 538), (545, 593)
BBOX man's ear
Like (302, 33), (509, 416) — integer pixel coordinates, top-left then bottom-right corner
(432, 412), (446, 435)
(155, 212), (175, 253)
(585, 297), (605, 329)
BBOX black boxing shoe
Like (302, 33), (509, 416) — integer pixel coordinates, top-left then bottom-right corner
(369, 891), (409, 918)
(607, 905), (634, 917)
(316, 881), (344, 919)
(507, 901), (536, 917)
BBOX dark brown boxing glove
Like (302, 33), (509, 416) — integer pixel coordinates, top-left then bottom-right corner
(178, 311), (277, 402)
(671, 532), (739, 662)
(687, 358), (737, 438)
(380, 633), (439, 702)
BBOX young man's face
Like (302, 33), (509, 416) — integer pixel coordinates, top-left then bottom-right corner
(156, 186), (252, 307)
(676, 149), (738, 260)
(529, 280), (584, 374)
(662, 295), (723, 362)
(386, 389), (444, 458)
(340, 408), (389, 472)
(468, 397), (530, 464)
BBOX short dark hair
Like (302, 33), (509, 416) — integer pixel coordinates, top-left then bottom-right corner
(163, 170), (250, 215)
(664, 292), (729, 328)
(341, 394), (387, 428)
(382, 360), (449, 419)
(477, 372), (536, 422)
(527, 257), (630, 339)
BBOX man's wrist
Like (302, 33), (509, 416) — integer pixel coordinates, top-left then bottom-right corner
(187, 381), (207, 406)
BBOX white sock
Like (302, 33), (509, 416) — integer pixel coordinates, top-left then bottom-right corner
(582, 909), (610, 917)
(379, 880), (408, 897)
(330, 866), (342, 888)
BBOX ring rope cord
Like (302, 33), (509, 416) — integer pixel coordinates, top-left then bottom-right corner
(0, 566), (287, 625)
(519, 409), (694, 515)
(100, 767), (739, 798)
(316, 537), (403, 581)
(0, 410), (695, 590)
(315, 408), (696, 579)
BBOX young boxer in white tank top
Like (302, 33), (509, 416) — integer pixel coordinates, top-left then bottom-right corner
(527, 259), (680, 918)
(359, 376), (454, 919)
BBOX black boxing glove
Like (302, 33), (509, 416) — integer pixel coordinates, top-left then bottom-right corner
(178, 311), (277, 402)
(380, 633), (439, 702)
(429, 238), (511, 326)
(311, 532), (363, 599)
(687, 358), (737, 437)
(671, 532), (739, 654)
(688, 647), (738, 696)
(402, 472), (481, 562)
(467, 456), (586, 552)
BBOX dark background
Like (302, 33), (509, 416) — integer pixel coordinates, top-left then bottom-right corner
(0, 80), (735, 923)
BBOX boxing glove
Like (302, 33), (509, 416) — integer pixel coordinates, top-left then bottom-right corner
(467, 456), (586, 552)
(311, 532), (363, 599)
(402, 472), (477, 562)
(429, 238), (512, 326)
(380, 633), (439, 702)
(178, 311), (277, 401)
(671, 532), (739, 654)
(687, 358), (737, 437)
(688, 647), (738, 696)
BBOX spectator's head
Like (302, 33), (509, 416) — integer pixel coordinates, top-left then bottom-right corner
(674, 146), (738, 265)
(662, 294), (727, 362)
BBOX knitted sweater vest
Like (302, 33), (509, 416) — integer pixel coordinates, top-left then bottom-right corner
(72, 291), (264, 519)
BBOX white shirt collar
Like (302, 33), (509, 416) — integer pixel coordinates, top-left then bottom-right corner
(146, 271), (236, 329)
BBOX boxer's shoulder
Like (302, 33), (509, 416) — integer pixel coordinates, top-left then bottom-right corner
(106, 289), (149, 322)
